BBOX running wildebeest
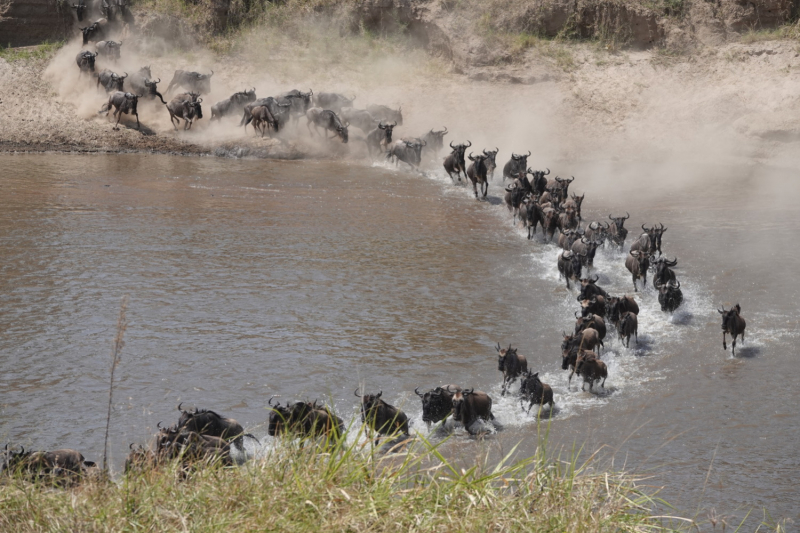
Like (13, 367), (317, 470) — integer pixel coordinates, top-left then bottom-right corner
(575, 351), (607, 391)
(366, 104), (402, 125)
(608, 212), (630, 249)
(242, 97), (291, 132)
(505, 182), (529, 224)
(415, 385), (461, 428)
(719, 304), (746, 356)
(99, 91), (139, 129)
(519, 371), (554, 414)
(355, 389), (409, 441)
(557, 228), (581, 251)
(71, 0), (87, 21)
(577, 275), (609, 302)
(443, 140), (470, 182)
(548, 175), (574, 199)
(496, 343), (528, 396)
(574, 312), (607, 344)
(307, 109), (349, 142)
(155, 426), (232, 467)
(166, 93), (203, 131)
(561, 328), (603, 381)
(502, 151), (530, 182)
(521, 200), (546, 240)
(571, 237), (599, 269)
(96, 69), (127, 93)
(616, 311), (638, 348)
(267, 398), (343, 440)
(210, 88), (257, 121)
(528, 167), (550, 195)
(95, 40), (122, 61)
(584, 221), (609, 246)
(631, 223), (667, 256)
(80, 19), (107, 45)
(483, 148), (500, 181)
(625, 250), (652, 292)
(581, 296), (607, 318)
(557, 250), (584, 289)
(340, 107), (377, 133)
(165, 69), (214, 95)
(128, 67), (167, 104)
(313, 92), (355, 113)
(421, 127), (448, 159)
(176, 404), (259, 452)
(451, 389), (494, 436)
(652, 256), (678, 289)
(387, 138), (425, 169)
(606, 295), (639, 321)
(1, 446), (96, 483)
(657, 280), (683, 313)
(76, 50), (97, 76)
(279, 89), (313, 127)
(466, 151), (491, 199)
(365, 121), (396, 158)
(542, 206), (562, 242)
(563, 192), (585, 221)
(250, 105), (276, 137)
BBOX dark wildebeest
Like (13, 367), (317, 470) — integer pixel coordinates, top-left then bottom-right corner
(155, 425), (232, 467)
(124, 443), (158, 473)
(267, 398), (343, 440)
(571, 237), (599, 269)
(563, 192), (585, 221)
(548, 175), (574, 199)
(443, 140), (470, 182)
(166, 93), (203, 131)
(279, 89), (313, 127)
(128, 67), (167, 104)
(210, 88), (257, 121)
(719, 304), (746, 356)
(522, 200), (546, 240)
(421, 127), (448, 160)
(96, 69), (127, 93)
(466, 151), (491, 199)
(496, 343), (528, 396)
(71, 0), (88, 21)
(557, 250), (584, 289)
(387, 138), (425, 169)
(99, 91), (139, 129)
(365, 121), (396, 158)
(95, 40), (121, 62)
(1, 446), (96, 482)
(313, 92), (355, 113)
(366, 104), (402, 125)
(415, 385), (461, 428)
(625, 250), (652, 292)
(542, 206), (563, 242)
(242, 97), (291, 132)
(502, 151), (531, 182)
(519, 371), (554, 414)
(616, 311), (638, 348)
(482, 148), (500, 181)
(177, 404), (259, 452)
(76, 50), (97, 77)
(580, 296), (606, 318)
(607, 212), (630, 249)
(606, 295), (639, 322)
(575, 351), (607, 391)
(251, 105), (276, 137)
(631, 223), (667, 256)
(505, 183), (529, 224)
(165, 69), (214, 95)
(652, 256), (678, 289)
(340, 107), (377, 133)
(307, 109), (349, 142)
(561, 329), (601, 387)
(451, 389), (494, 436)
(577, 275), (609, 303)
(355, 389), (409, 441)
(80, 19), (107, 45)
(557, 228), (581, 251)
(527, 167), (550, 195)
(574, 312), (607, 344)
(657, 280), (683, 313)
(584, 221), (609, 246)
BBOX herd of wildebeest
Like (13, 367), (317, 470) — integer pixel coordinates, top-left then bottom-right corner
(0, 0), (750, 484)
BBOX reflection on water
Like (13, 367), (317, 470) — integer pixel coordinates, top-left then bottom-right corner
(0, 153), (798, 525)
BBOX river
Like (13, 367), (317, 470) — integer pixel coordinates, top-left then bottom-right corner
(0, 153), (797, 526)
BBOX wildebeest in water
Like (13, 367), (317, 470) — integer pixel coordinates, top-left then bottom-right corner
(718, 303), (746, 356)
(496, 343), (528, 396)
(415, 385), (461, 428)
(355, 389), (409, 443)
(519, 371), (554, 414)
(176, 403), (259, 452)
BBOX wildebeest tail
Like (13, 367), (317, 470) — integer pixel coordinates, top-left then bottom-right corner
(98, 103), (110, 114)
(243, 433), (260, 445)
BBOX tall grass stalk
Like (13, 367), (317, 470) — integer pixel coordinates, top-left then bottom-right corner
(102, 295), (129, 473)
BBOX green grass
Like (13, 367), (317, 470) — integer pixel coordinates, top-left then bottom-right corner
(0, 41), (64, 62)
(0, 428), (689, 532)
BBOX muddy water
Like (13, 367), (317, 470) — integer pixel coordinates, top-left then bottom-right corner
(0, 153), (797, 525)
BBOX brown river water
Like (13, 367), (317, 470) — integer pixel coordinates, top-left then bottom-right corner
(0, 153), (798, 526)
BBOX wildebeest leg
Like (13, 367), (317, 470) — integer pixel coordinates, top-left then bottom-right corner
(601, 376), (606, 388)
(567, 368), (574, 388)
(722, 331), (727, 350)
(135, 113), (140, 130)
(732, 335), (736, 356)
(632, 274), (638, 292)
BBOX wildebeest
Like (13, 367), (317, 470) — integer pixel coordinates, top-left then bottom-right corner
(366, 104), (402, 125)
(521, 200), (545, 240)
(519, 371), (554, 414)
(502, 151), (530, 182)
(451, 389), (494, 435)
(482, 148), (500, 181)
(415, 385), (461, 427)
(387, 138), (425, 169)
(558, 206), (580, 232)
(630, 223), (666, 256)
(575, 351), (607, 391)
(574, 312), (607, 344)
(313, 92), (355, 113)
(340, 107), (377, 133)
(496, 343), (528, 396)
(584, 221), (609, 246)
(71, 0), (87, 21)
(616, 311), (638, 348)
(210, 88), (257, 121)
(76, 50), (97, 76)
(307, 109), (349, 142)
(505, 182), (529, 223)
(242, 97), (291, 132)
(166, 93), (203, 131)
(267, 398), (343, 440)
(607, 213), (630, 249)
(542, 206), (562, 242)
(443, 140), (470, 182)
(128, 67), (167, 104)
(466, 151), (491, 199)
(421, 127), (448, 159)
(365, 121), (396, 157)
(719, 304), (746, 355)
(606, 295), (639, 321)
(652, 256), (678, 289)
(657, 280), (683, 313)
(176, 404), (259, 452)
(155, 426), (232, 467)
(527, 167), (550, 195)
(580, 295), (606, 318)
(96, 69), (127, 93)
(563, 192), (585, 221)
(99, 91), (139, 129)
(80, 19), (107, 45)
(95, 40), (122, 61)
(165, 69), (214, 95)
(557, 250), (583, 289)
(124, 443), (158, 473)
(278, 89), (313, 127)
(571, 237), (599, 269)
(355, 389), (409, 441)
(557, 228), (581, 251)
(562, 330), (604, 388)
(1, 446), (96, 483)
(547, 175), (574, 199)
(577, 275), (609, 302)
(625, 250), (652, 292)
(250, 105), (276, 137)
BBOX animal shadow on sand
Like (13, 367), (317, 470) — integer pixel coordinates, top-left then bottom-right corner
(484, 196), (503, 206)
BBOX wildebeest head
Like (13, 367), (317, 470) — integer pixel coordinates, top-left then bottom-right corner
(629, 249), (652, 274)
(425, 127), (448, 152)
(76, 51), (97, 72)
(467, 152), (489, 168)
(378, 121), (396, 145)
(609, 212), (630, 231)
(337, 120), (349, 143)
(718, 304), (742, 330)
(267, 397), (303, 436)
(578, 275), (601, 301)
(650, 223), (667, 255)
(449, 140), (471, 164)
(483, 148), (499, 175)
(356, 389), (384, 416)
(511, 150), (531, 167)
(415, 385), (458, 426)
(144, 77), (161, 94)
(190, 98), (203, 119)
(121, 92), (139, 115)
(72, 1), (87, 21)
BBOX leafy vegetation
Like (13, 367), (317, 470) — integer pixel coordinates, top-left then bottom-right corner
(0, 41), (64, 62)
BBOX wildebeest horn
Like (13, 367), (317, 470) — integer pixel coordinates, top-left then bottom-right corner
(157, 421), (163, 428)
(526, 150), (531, 157)
(155, 78), (161, 83)
(624, 212), (630, 219)
(463, 388), (474, 395)
(209, 70), (214, 76)
(354, 388), (361, 397)
(129, 443), (135, 450)
(495, 342), (501, 352)
(414, 387), (423, 397)
(377, 391), (382, 398)
(675, 280), (680, 289)
(642, 224), (648, 231)
(442, 126), (448, 133)
(308, 88), (313, 95)
(604, 221), (610, 229)
(465, 140), (471, 147)
(389, 121), (396, 127)
(718, 307), (725, 314)
(177, 402), (183, 411)
(449, 140), (455, 149)
(483, 149), (489, 155)
(591, 275), (599, 282)
(268, 396), (276, 406)
(545, 168), (550, 175)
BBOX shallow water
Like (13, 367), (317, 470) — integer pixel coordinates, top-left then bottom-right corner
(0, 153), (797, 525)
